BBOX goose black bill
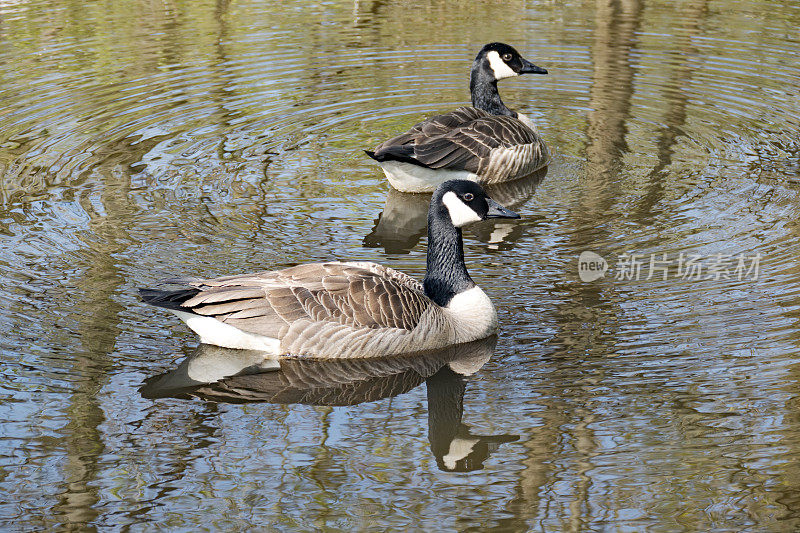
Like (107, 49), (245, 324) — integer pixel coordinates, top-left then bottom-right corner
(485, 198), (520, 219)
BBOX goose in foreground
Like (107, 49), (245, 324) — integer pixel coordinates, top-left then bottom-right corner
(366, 42), (549, 193)
(139, 180), (519, 358)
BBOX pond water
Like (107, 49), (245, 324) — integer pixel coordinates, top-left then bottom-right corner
(1, 0), (800, 530)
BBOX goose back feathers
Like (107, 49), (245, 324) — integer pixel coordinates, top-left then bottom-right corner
(369, 106), (549, 186)
(142, 261), (456, 357)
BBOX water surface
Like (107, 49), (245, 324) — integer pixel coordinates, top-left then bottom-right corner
(1, 0), (800, 530)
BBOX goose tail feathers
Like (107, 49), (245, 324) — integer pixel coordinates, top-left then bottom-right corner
(139, 287), (199, 312)
(366, 146), (429, 167)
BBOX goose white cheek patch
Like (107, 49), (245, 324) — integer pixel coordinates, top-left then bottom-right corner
(443, 191), (482, 227)
(486, 51), (518, 80)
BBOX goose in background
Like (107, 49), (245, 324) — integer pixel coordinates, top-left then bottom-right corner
(140, 336), (518, 471)
(139, 180), (519, 358)
(364, 166), (546, 254)
(366, 42), (550, 193)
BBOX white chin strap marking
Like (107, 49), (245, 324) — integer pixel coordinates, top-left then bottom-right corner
(442, 191), (482, 227)
(486, 50), (518, 80)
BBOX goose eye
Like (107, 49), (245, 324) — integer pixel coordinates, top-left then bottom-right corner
(463, 193), (474, 201)
(502, 53), (512, 61)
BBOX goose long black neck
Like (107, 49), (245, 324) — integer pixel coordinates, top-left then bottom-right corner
(423, 204), (476, 307)
(470, 61), (515, 117)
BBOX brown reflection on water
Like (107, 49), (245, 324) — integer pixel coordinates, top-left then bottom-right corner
(50, 171), (130, 528)
(558, 0), (642, 346)
(636, 0), (708, 221)
(584, 0), (641, 189)
(142, 337), (515, 473)
(364, 168), (547, 254)
(506, 0), (644, 527)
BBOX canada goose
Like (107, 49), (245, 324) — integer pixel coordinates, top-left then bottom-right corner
(366, 42), (550, 193)
(139, 180), (519, 358)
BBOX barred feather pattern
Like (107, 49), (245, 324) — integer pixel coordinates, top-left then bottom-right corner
(163, 261), (472, 358)
(372, 106), (549, 183)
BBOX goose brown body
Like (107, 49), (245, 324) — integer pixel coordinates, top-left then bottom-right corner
(370, 106), (549, 188)
(142, 261), (482, 358)
(367, 43), (550, 193)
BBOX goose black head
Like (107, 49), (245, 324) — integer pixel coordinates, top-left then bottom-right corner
(433, 180), (520, 228)
(476, 42), (548, 81)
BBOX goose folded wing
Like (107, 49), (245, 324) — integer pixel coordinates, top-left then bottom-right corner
(416, 107), (491, 137)
(372, 107), (491, 153)
(409, 115), (542, 171)
(455, 116), (540, 148)
(405, 119), (503, 171)
(175, 262), (433, 337)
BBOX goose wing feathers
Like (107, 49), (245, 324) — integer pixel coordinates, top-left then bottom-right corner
(378, 107), (491, 148)
(172, 261), (433, 337)
(372, 107), (545, 176)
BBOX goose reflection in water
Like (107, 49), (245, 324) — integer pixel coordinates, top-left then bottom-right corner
(364, 167), (547, 254)
(140, 335), (517, 472)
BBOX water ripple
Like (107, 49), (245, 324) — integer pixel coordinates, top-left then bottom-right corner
(2, 0), (800, 530)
